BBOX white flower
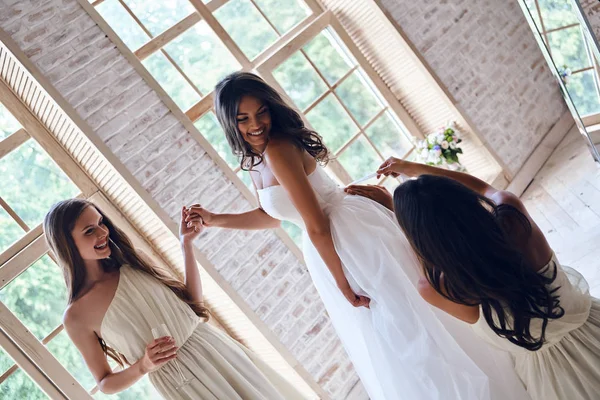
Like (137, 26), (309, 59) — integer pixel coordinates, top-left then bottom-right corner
(427, 134), (437, 145)
(420, 148), (429, 158)
(449, 141), (457, 149)
(441, 141), (449, 149)
(437, 134), (445, 144)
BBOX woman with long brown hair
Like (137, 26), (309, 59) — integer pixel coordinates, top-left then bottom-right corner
(44, 198), (305, 399)
(368, 156), (600, 399)
(182, 72), (526, 400)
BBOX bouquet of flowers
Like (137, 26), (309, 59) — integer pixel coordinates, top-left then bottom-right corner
(413, 122), (466, 171)
(558, 65), (572, 85)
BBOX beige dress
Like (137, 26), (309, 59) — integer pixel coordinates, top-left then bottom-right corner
(101, 265), (306, 400)
(472, 253), (600, 400)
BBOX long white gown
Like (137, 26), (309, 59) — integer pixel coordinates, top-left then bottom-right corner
(258, 166), (529, 400)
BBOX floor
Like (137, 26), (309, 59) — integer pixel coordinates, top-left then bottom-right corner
(521, 127), (600, 297)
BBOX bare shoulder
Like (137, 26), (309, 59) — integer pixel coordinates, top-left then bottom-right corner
(489, 190), (527, 213)
(264, 138), (301, 160)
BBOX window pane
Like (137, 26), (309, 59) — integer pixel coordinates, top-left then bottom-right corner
(282, 220), (302, 247)
(143, 52), (200, 111)
(214, 0), (279, 60)
(335, 71), (383, 126)
(253, 0), (311, 33)
(567, 70), (600, 116)
(0, 346), (11, 375)
(306, 94), (358, 152)
(0, 255), (67, 340)
(0, 140), (80, 227)
(548, 25), (590, 71)
(365, 112), (413, 159)
(47, 331), (97, 391)
(0, 102), (21, 141)
(0, 206), (23, 254)
(273, 52), (328, 110)
(194, 112), (239, 168)
(97, 0), (150, 51)
(523, 0), (542, 32)
(383, 177), (400, 194)
(303, 30), (355, 85)
(337, 136), (381, 180)
(537, 0), (579, 31)
(123, 0), (195, 36)
(237, 169), (254, 191)
(0, 367), (48, 399)
(93, 375), (162, 399)
(164, 22), (241, 94)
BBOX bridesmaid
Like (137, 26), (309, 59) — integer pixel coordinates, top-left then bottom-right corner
(353, 156), (600, 400)
(44, 198), (305, 400)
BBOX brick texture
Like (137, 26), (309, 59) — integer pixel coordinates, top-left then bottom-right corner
(579, 0), (600, 48)
(0, 0), (362, 397)
(376, 0), (568, 175)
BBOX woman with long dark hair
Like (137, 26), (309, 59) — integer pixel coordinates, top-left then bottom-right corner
(44, 198), (305, 399)
(370, 156), (600, 399)
(183, 72), (533, 399)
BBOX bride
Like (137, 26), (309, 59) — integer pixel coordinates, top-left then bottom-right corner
(185, 72), (523, 399)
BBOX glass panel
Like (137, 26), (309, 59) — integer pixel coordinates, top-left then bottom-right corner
(0, 139), (80, 227)
(0, 368), (48, 399)
(523, 0), (542, 32)
(365, 111), (413, 159)
(273, 52), (328, 110)
(96, 0), (150, 51)
(164, 21), (241, 94)
(282, 220), (302, 247)
(93, 375), (162, 399)
(337, 136), (381, 180)
(143, 52), (200, 111)
(537, 0), (579, 31)
(214, 0), (279, 60)
(303, 30), (355, 85)
(547, 25), (591, 71)
(0, 102), (22, 141)
(0, 255), (66, 340)
(194, 112), (239, 168)
(237, 169), (254, 191)
(122, 0), (195, 36)
(0, 206), (23, 254)
(0, 346), (11, 376)
(253, 0), (311, 33)
(383, 177), (400, 194)
(306, 94), (358, 152)
(335, 71), (383, 126)
(567, 70), (600, 116)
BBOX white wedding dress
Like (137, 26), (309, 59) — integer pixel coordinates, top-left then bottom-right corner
(258, 166), (529, 400)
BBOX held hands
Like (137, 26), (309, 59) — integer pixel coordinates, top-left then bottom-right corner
(338, 280), (371, 309)
(345, 184), (393, 211)
(179, 205), (205, 244)
(139, 336), (178, 374)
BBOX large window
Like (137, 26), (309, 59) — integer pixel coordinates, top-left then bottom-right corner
(525, 0), (600, 116)
(89, 0), (415, 245)
(0, 100), (159, 398)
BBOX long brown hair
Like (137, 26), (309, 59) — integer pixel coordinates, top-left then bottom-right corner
(44, 198), (209, 366)
(214, 71), (330, 170)
(393, 175), (564, 351)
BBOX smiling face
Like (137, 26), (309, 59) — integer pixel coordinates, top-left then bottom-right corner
(71, 205), (111, 261)
(236, 95), (272, 152)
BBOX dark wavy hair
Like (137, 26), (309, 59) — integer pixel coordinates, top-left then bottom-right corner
(214, 72), (329, 170)
(393, 175), (564, 351)
(44, 199), (210, 366)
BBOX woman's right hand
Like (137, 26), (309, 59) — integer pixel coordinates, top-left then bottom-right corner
(338, 281), (371, 309)
(185, 204), (218, 228)
(377, 157), (412, 178)
(139, 337), (178, 374)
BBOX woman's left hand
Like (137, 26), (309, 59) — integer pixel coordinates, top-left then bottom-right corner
(180, 205), (204, 244)
(345, 184), (394, 211)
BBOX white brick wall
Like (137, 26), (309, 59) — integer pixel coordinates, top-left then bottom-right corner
(579, 0), (600, 47)
(376, 0), (568, 175)
(0, 0), (363, 397)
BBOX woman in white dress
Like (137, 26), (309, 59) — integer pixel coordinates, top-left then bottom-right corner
(43, 198), (305, 400)
(371, 157), (600, 400)
(186, 72), (528, 399)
